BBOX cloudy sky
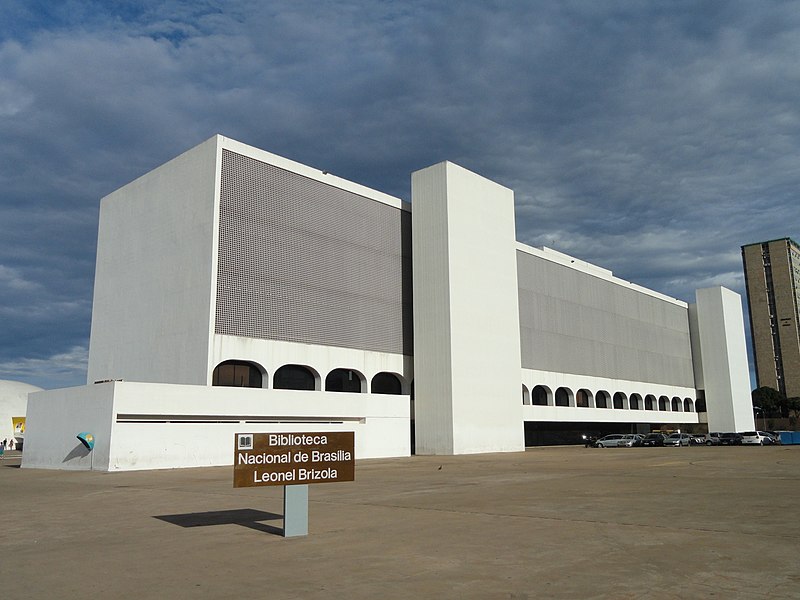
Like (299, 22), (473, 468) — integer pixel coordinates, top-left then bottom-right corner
(1, 0), (798, 390)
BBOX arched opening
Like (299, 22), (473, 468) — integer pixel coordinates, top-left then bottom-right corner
(522, 384), (531, 405)
(595, 390), (610, 409)
(684, 398), (693, 412)
(274, 364), (317, 391)
(576, 388), (592, 408)
(212, 360), (264, 388)
(555, 387), (571, 407)
(613, 392), (626, 409)
(325, 368), (364, 393)
(532, 385), (550, 406)
(658, 396), (669, 411)
(630, 394), (642, 410)
(696, 398), (707, 412)
(645, 394), (656, 410)
(372, 372), (403, 395)
(671, 397), (681, 412)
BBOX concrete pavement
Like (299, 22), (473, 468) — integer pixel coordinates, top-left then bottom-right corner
(1, 445), (799, 599)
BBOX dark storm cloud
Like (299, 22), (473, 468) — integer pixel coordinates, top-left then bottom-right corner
(1, 0), (798, 387)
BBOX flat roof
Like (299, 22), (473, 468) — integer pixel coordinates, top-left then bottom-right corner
(741, 237), (799, 249)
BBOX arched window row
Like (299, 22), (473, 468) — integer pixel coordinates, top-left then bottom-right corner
(522, 383), (702, 413)
(212, 360), (406, 394)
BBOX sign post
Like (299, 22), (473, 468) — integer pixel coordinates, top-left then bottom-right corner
(283, 484), (309, 537)
(233, 432), (355, 537)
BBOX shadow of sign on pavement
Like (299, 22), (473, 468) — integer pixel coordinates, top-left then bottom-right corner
(154, 508), (283, 536)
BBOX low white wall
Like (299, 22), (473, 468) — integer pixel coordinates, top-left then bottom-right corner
(22, 381), (410, 471)
(23, 385), (115, 470)
(521, 369), (700, 424)
(522, 405), (700, 424)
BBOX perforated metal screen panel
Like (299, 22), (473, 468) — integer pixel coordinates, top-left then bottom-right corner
(216, 150), (413, 355)
(517, 251), (695, 386)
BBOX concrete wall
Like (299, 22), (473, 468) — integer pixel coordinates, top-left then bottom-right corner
(412, 162), (524, 454)
(694, 287), (754, 432)
(518, 245), (695, 386)
(688, 303), (705, 389)
(742, 243), (775, 391)
(87, 136), (220, 385)
(767, 239), (800, 397)
(742, 239), (800, 397)
(23, 382), (410, 471)
(23, 384), (115, 470)
(215, 147), (412, 357)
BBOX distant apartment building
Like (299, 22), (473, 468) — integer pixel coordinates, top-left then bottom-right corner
(742, 238), (800, 398)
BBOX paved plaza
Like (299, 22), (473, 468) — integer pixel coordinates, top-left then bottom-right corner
(1, 445), (799, 599)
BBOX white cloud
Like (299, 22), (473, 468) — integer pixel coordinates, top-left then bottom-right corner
(0, 265), (40, 292)
(0, 345), (87, 389)
(0, 0), (798, 384)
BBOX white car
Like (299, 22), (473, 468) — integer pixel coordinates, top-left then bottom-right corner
(740, 431), (776, 445)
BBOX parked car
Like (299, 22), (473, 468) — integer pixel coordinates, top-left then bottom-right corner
(718, 432), (742, 445)
(594, 434), (645, 448)
(620, 434), (644, 447)
(705, 432), (724, 446)
(593, 434), (624, 448)
(664, 433), (692, 447)
(741, 431), (776, 445)
(688, 434), (708, 446)
(641, 433), (667, 447)
(762, 431), (780, 444)
(595, 434), (624, 448)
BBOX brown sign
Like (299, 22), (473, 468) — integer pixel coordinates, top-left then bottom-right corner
(233, 432), (355, 488)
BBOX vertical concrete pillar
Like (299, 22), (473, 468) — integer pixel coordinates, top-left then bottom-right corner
(693, 286), (755, 432)
(411, 162), (524, 454)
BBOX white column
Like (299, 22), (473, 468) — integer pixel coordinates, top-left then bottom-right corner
(411, 162), (524, 454)
(694, 286), (755, 432)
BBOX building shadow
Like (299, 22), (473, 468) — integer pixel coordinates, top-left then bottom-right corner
(154, 508), (283, 536)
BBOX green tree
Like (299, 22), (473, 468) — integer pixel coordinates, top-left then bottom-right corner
(786, 397), (800, 426)
(751, 386), (785, 417)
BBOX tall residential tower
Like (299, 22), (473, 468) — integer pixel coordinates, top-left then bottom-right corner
(742, 238), (800, 398)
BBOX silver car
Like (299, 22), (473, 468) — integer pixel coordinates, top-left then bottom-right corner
(595, 434), (625, 448)
(596, 434), (641, 448)
(664, 433), (692, 446)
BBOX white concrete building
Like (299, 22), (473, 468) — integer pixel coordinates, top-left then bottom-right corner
(1, 379), (39, 449)
(23, 135), (754, 470)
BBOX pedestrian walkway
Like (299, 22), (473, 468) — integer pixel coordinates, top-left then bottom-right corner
(1, 446), (798, 599)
